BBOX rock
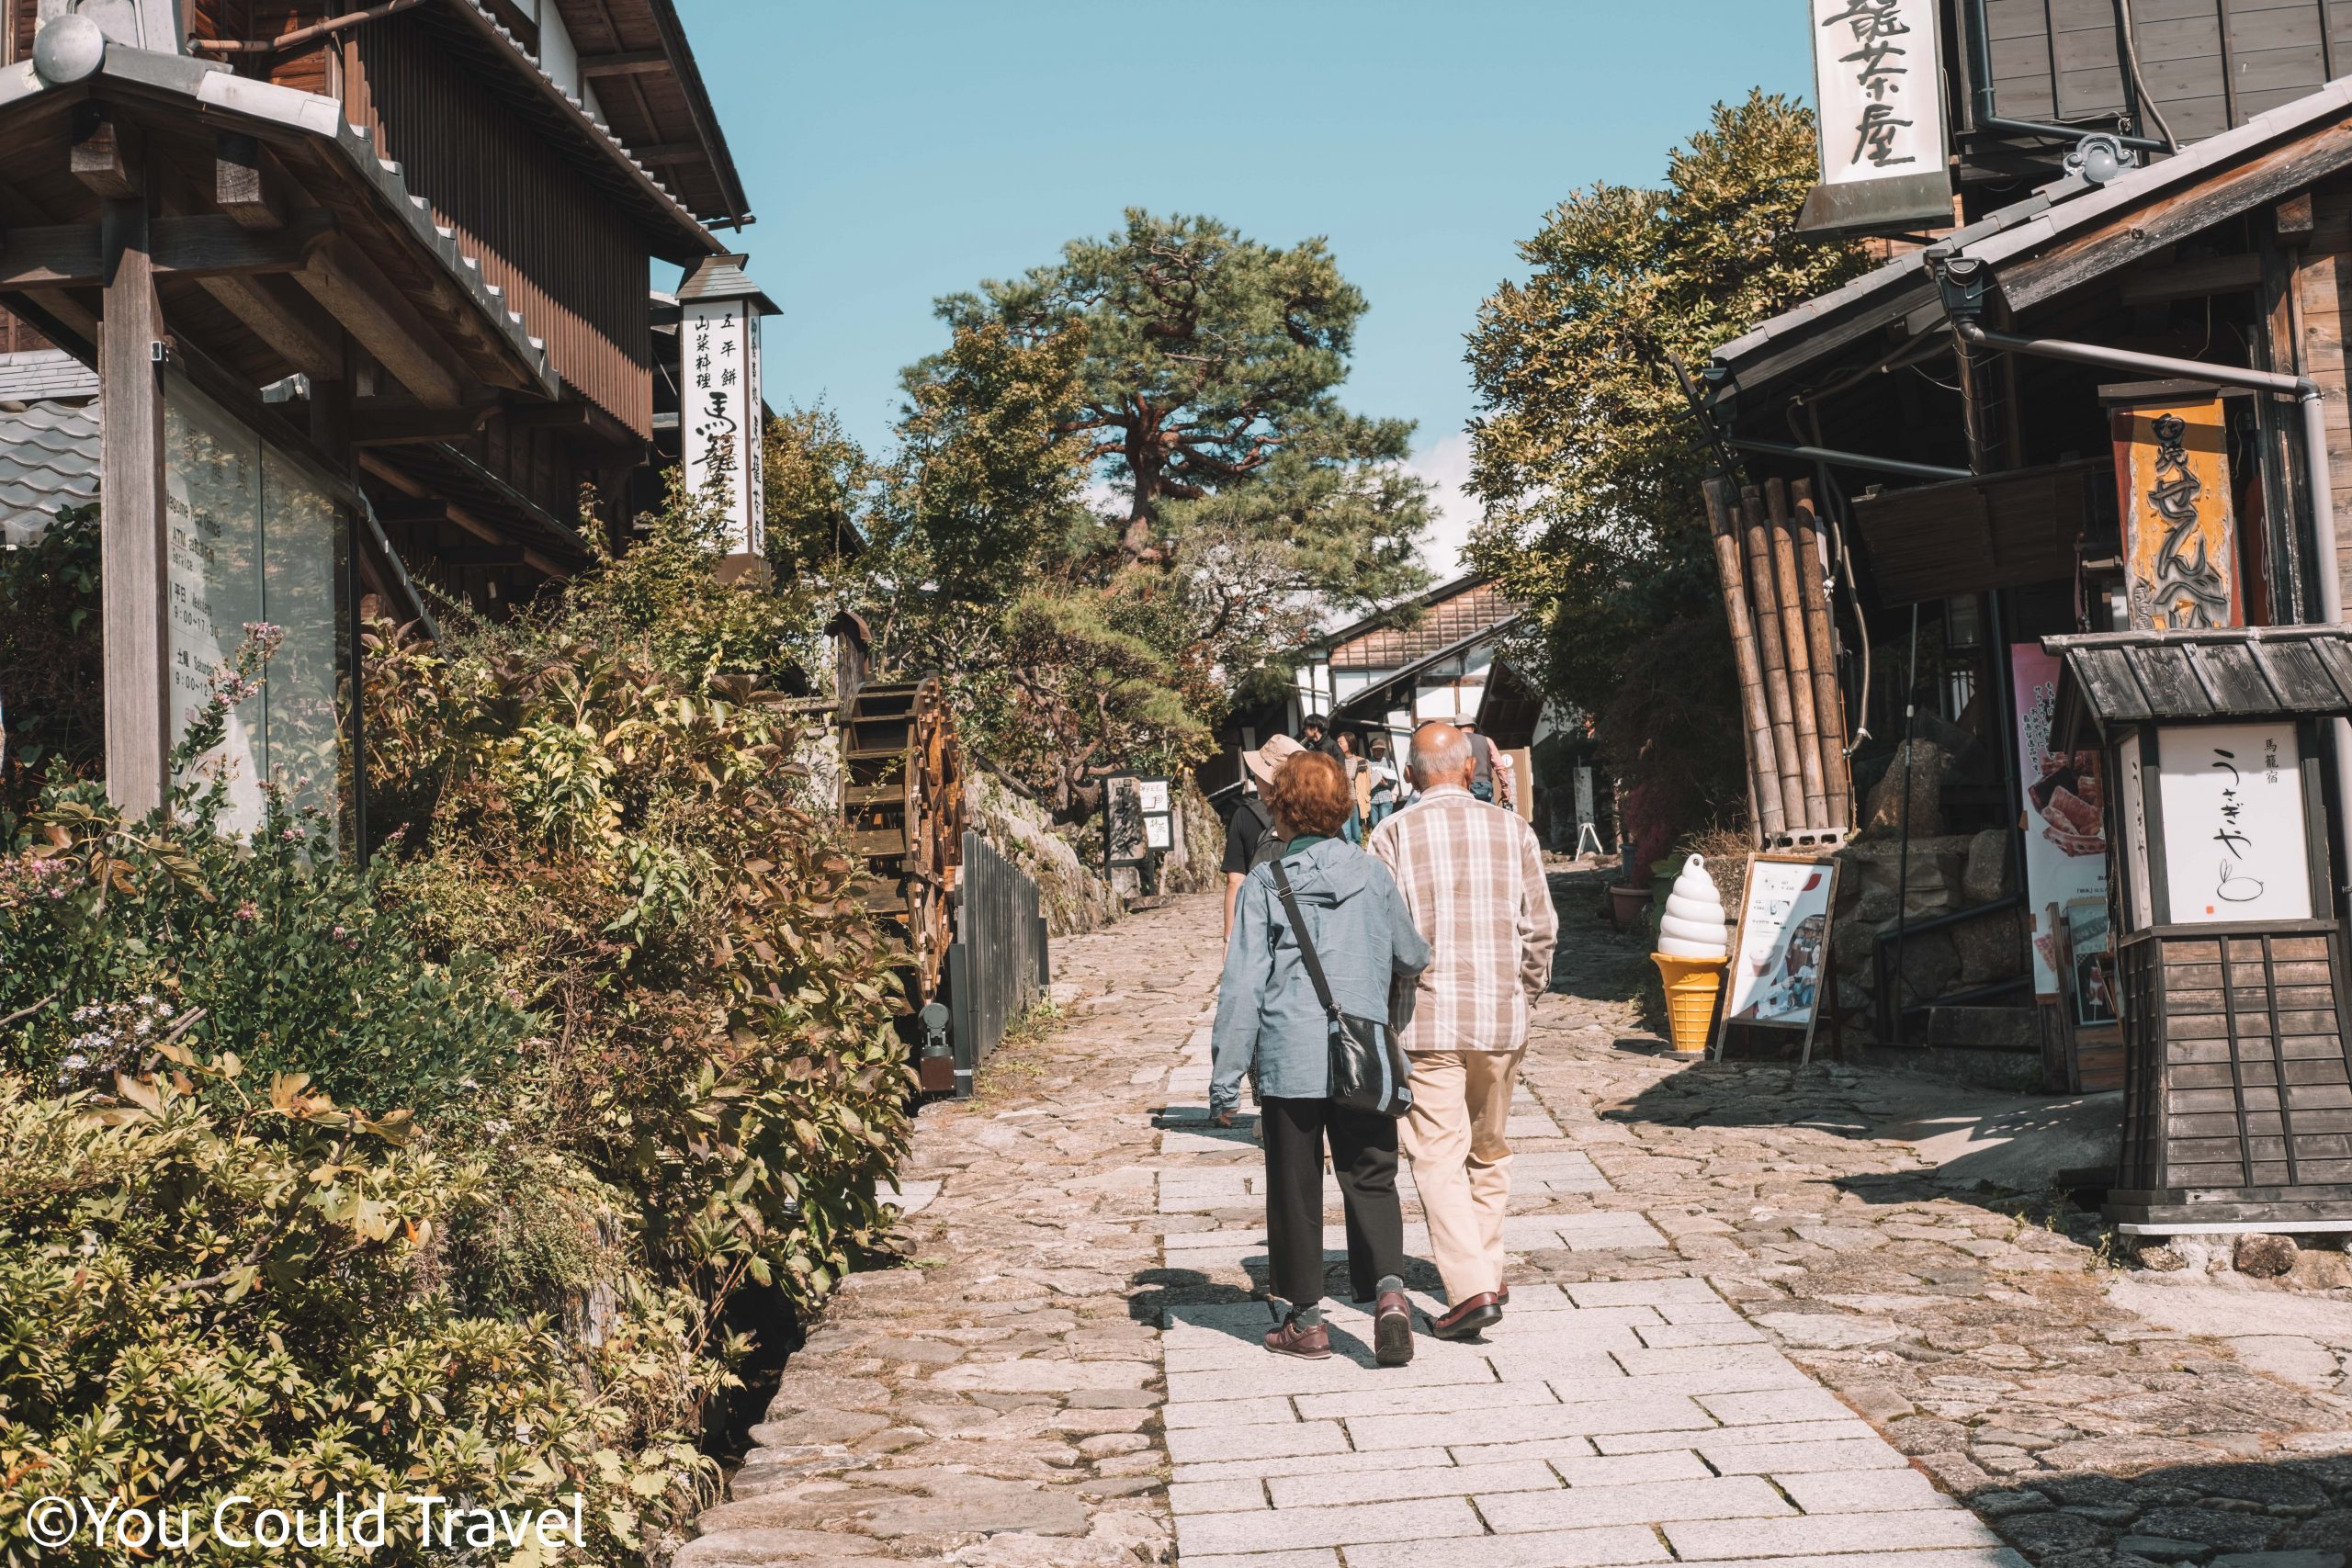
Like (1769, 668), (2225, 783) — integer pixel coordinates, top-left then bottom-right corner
(2000, 1511), (2104, 1554)
(858, 1481), (1093, 1540)
(1963, 829), (2016, 903)
(1860, 740), (1949, 838)
(1896, 930), (1962, 1005)
(2237, 1235), (2301, 1278)
(747, 1409), (893, 1448)
(1953, 909), (2027, 984)
(2212, 1554), (2346, 1568)
(2120, 1539), (2216, 1564)
(933, 1359), (1157, 1393)
(2132, 1507), (2282, 1554)
(1842, 1381), (1917, 1420)
(1075, 1433), (1150, 1458)
(2137, 1241), (2190, 1272)
(674, 1532), (900, 1568)
(2291, 1248), (2352, 1291)
(1755, 1310), (1906, 1347)
(2284, 1516), (2352, 1551)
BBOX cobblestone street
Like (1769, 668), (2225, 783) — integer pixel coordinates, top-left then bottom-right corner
(684, 870), (2352, 1568)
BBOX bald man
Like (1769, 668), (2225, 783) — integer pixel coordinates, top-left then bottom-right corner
(1367, 722), (1558, 1342)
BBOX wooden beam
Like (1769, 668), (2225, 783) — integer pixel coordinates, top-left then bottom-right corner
(351, 400), (498, 445)
(632, 141), (704, 164)
(356, 453), (562, 577)
(581, 49), (668, 77)
(193, 272), (345, 382)
(71, 106), (141, 201)
(2278, 191), (2317, 240)
(0, 210), (336, 288)
(214, 133), (287, 231)
(2118, 252), (2266, 306)
(293, 239), (466, 408)
(99, 196), (168, 817)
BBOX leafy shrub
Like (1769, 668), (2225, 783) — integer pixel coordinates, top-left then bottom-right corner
(0, 785), (527, 1123)
(0, 1054), (717, 1567)
(368, 491), (914, 1314)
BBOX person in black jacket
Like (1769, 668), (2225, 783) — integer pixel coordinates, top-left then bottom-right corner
(1224, 733), (1303, 937)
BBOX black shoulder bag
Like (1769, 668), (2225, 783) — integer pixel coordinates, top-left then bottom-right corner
(1269, 858), (1413, 1118)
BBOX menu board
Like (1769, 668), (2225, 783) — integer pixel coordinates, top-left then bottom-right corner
(1726, 855), (1839, 1031)
(164, 376), (344, 837)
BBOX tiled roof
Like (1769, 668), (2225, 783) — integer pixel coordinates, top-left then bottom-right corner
(0, 400), (98, 546)
(2044, 626), (2352, 726)
(0, 349), (97, 404)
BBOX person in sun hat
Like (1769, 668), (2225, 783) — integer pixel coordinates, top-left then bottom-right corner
(1225, 733), (1304, 939)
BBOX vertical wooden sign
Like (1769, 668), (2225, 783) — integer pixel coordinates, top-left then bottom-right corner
(2111, 393), (2240, 630)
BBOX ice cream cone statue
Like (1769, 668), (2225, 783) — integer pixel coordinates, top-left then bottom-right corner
(1653, 854), (1730, 1055)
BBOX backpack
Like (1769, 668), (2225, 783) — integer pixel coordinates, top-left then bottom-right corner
(1238, 797), (1284, 868)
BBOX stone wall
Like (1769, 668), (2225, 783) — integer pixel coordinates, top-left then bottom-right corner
(1829, 740), (2030, 1043)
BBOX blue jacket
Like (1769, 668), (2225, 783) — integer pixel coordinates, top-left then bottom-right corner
(1209, 837), (1431, 1116)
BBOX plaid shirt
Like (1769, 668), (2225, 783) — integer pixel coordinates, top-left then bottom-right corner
(1367, 785), (1558, 1053)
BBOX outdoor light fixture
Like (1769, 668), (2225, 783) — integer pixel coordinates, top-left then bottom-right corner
(918, 1002), (954, 1095)
(1946, 594), (1984, 651)
(2065, 133), (2131, 186)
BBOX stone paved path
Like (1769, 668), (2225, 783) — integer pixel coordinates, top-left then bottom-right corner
(684, 871), (2352, 1568)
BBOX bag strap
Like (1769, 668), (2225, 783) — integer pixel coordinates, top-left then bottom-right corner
(1268, 857), (1340, 1020)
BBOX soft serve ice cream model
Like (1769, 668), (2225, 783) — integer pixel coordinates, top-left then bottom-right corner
(1652, 854), (1730, 1053)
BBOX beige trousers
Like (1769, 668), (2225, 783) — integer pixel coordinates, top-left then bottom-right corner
(1401, 1047), (1524, 1303)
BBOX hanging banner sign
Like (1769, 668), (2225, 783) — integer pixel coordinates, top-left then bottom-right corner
(2111, 394), (2240, 630)
(682, 300), (764, 556)
(2013, 644), (2109, 997)
(1799, 0), (1952, 234)
(2154, 722), (2312, 923)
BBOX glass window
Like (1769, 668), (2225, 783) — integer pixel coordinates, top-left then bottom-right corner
(164, 375), (347, 839)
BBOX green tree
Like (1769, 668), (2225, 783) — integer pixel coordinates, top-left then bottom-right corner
(1464, 91), (1866, 825)
(763, 401), (882, 580)
(878, 211), (1431, 810)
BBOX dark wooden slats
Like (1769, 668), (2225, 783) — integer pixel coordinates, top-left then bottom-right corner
(2120, 924), (2352, 1216)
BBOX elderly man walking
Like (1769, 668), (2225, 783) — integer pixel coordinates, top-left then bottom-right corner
(1368, 721), (1558, 1340)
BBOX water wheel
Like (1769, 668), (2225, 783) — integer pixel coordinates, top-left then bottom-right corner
(840, 676), (966, 1010)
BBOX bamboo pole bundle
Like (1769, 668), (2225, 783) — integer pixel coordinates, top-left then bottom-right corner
(1766, 480), (1828, 828)
(1741, 484), (1806, 829)
(1702, 478), (1786, 839)
(1790, 479), (1853, 827)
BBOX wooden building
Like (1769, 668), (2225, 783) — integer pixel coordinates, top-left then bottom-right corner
(0, 0), (747, 829)
(1715, 6), (2352, 1132)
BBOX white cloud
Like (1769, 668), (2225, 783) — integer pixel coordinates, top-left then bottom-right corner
(1408, 433), (1480, 579)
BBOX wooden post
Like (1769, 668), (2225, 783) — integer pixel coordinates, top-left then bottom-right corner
(1741, 483), (1805, 831)
(1704, 479), (1785, 839)
(1767, 479), (1827, 829)
(100, 192), (168, 818)
(1791, 480), (1853, 827)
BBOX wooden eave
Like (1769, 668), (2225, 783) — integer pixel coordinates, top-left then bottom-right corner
(546, 0), (749, 230)
(424, 0), (732, 263)
(1963, 81), (2352, 314)
(0, 46), (556, 401)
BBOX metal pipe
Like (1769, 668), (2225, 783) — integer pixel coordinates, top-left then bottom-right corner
(1964, 0), (2167, 152)
(1720, 437), (1972, 483)
(1954, 314), (2352, 901)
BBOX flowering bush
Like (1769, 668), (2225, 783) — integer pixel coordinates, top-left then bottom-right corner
(0, 783), (527, 1123)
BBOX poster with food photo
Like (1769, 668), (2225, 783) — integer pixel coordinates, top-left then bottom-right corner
(2011, 645), (2109, 998)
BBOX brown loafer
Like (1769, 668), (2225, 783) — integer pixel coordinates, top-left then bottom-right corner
(1498, 1283), (1511, 1310)
(1264, 1316), (1332, 1359)
(1429, 1292), (1502, 1341)
(1374, 1289), (1415, 1366)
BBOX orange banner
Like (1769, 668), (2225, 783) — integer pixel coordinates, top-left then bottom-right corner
(2112, 395), (2240, 630)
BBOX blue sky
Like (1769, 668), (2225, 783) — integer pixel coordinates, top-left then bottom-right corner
(676, 1), (1814, 570)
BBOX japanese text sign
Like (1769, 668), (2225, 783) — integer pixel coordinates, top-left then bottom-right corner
(1809, 0), (1947, 191)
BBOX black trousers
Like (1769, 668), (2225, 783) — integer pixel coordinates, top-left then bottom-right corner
(1261, 1095), (1406, 1310)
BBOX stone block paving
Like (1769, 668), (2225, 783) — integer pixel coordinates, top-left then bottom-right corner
(683, 871), (2352, 1568)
